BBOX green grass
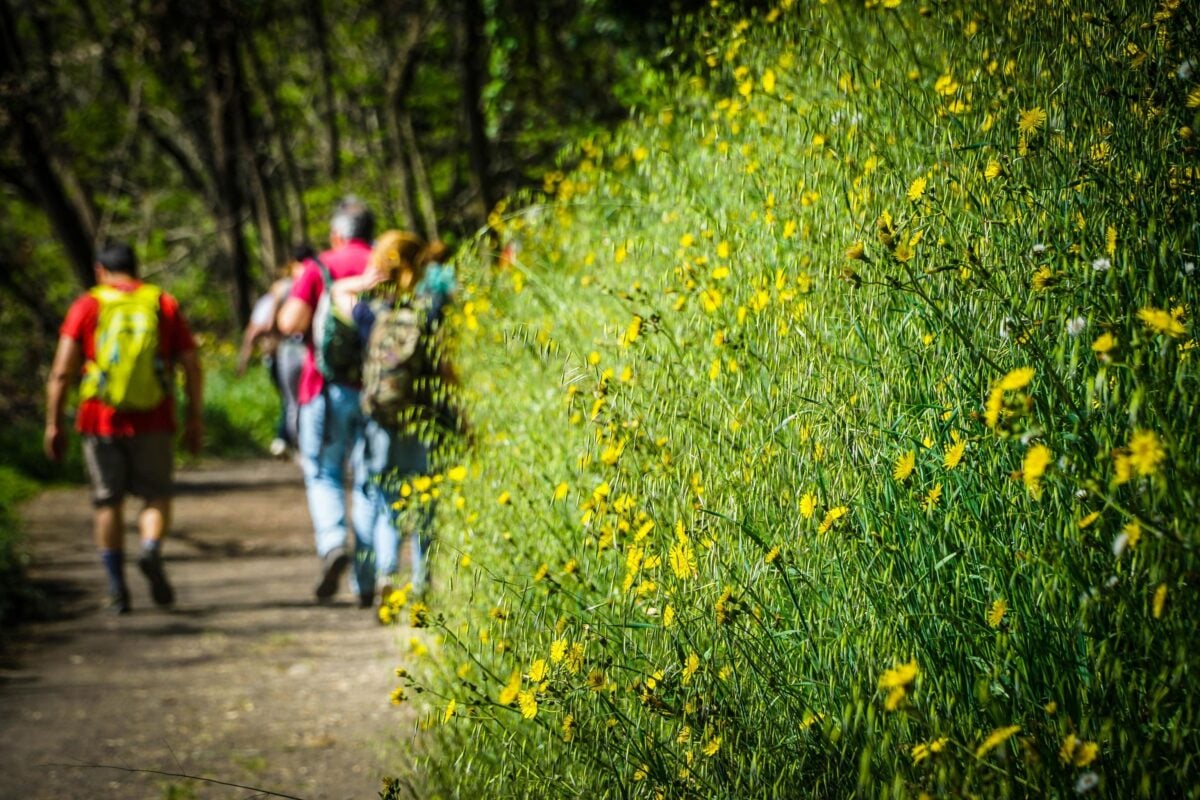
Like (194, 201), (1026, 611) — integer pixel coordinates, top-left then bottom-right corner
(380, 1), (1200, 798)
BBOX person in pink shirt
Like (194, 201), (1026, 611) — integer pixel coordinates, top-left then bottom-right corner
(277, 198), (376, 605)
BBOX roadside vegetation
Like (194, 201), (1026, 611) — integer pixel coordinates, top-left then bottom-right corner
(385, 1), (1200, 797)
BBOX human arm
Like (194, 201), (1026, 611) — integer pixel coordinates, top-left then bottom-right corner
(331, 267), (384, 319)
(178, 348), (204, 456)
(44, 335), (83, 462)
(236, 321), (271, 375)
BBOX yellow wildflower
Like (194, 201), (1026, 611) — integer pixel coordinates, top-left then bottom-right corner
(663, 604), (676, 627)
(922, 482), (942, 512)
(529, 659), (547, 683)
(907, 175), (929, 202)
(443, 699), (457, 724)
(893, 450), (916, 482)
(549, 638), (568, 663)
(987, 598), (1007, 628)
(497, 490), (512, 506)
(1017, 107), (1047, 135)
(1138, 306), (1186, 337)
(498, 669), (522, 706)
(799, 492), (817, 519)
(1127, 430), (1166, 476)
(845, 241), (866, 260)
(944, 438), (967, 469)
(984, 160), (1002, 180)
(817, 505), (849, 533)
(703, 736), (721, 757)
(517, 689), (538, 719)
(1153, 583), (1167, 619)
(668, 529), (698, 580)
(682, 652), (700, 684)
(1060, 734), (1100, 767)
(1077, 511), (1101, 529)
(447, 465), (468, 482)
(975, 725), (1020, 758)
(1091, 332), (1117, 356)
(389, 687), (407, 705)
(999, 366), (1035, 391)
(912, 737), (948, 764)
(562, 713), (575, 742)
(1023, 444), (1052, 499)
(879, 659), (919, 689)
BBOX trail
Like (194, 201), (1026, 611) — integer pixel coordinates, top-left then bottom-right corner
(0, 459), (422, 800)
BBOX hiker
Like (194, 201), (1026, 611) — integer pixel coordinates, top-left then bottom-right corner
(328, 231), (454, 604)
(43, 241), (203, 614)
(276, 197), (375, 605)
(237, 244), (313, 457)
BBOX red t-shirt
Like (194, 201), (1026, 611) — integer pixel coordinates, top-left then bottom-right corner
(60, 280), (197, 436)
(289, 239), (372, 405)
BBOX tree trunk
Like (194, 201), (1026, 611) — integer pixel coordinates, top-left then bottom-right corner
(456, 0), (494, 227)
(203, 4), (253, 326)
(243, 33), (309, 241)
(304, 0), (341, 181)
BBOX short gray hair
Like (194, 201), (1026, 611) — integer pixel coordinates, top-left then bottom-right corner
(330, 196), (375, 242)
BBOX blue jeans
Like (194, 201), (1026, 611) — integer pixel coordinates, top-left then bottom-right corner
(358, 418), (433, 595)
(298, 385), (371, 593)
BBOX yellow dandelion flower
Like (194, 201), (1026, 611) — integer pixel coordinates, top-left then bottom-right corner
(987, 598), (1007, 628)
(845, 241), (866, 260)
(907, 176), (929, 202)
(663, 604), (676, 627)
(517, 689), (538, 719)
(999, 366), (1035, 391)
(529, 659), (547, 683)
(561, 713), (575, 742)
(566, 642), (585, 674)
(1017, 107), (1047, 135)
(1187, 87), (1200, 108)
(944, 438), (967, 469)
(497, 490), (512, 506)
(1153, 583), (1167, 619)
(799, 492), (817, 519)
(984, 386), (1004, 428)
(975, 725), (1021, 758)
(1023, 444), (1052, 499)
(1078, 511), (1101, 529)
(1127, 430), (1166, 476)
(1106, 226), (1117, 256)
(498, 669), (522, 706)
(553, 482), (569, 502)
(389, 687), (407, 705)
(1060, 734), (1100, 767)
(1123, 519), (1142, 549)
(443, 699), (457, 723)
(703, 736), (721, 757)
(1091, 332), (1117, 355)
(879, 658), (920, 690)
(984, 160), (1002, 180)
(1138, 306), (1186, 337)
(817, 505), (848, 534)
(682, 652), (700, 684)
(669, 535), (698, 580)
(893, 450), (916, 482)
(922, 482), (942, 511)
(447, 465), (468, 482)
(701, 288), (723, 313)
(762, 69), (777, 93)
(549, 638), (568, 663)
(632, 764), (648, 781)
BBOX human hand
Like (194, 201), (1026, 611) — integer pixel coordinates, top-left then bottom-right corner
(43, 425), (66, 462)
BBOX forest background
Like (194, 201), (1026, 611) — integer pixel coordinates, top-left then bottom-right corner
(0, 0), (701, 618)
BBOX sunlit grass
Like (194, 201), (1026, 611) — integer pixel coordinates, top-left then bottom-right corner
(387, 2), (1200, 797)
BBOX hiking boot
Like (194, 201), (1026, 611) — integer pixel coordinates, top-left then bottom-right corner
(138, 549), (175, 607)
(314, 546), (350, 602)
(107, 587), (131, 615)
(358, 592), (374, 610)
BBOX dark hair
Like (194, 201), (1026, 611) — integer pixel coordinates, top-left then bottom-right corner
(96, 242), (137, 277)
(330, 196), (375, 243)
(291, 242), (316, 263)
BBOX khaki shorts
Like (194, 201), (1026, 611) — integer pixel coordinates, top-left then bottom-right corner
(83, 432), (175, 506)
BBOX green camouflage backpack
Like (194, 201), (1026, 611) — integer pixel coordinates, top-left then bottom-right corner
(312, 257), (363, 385)
(79, 283), (167, 411)
(360, 297), (434, 430)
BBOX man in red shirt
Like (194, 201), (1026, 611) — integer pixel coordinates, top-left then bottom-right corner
(44, 242), (203, 614)
(277, 198), (375, 605)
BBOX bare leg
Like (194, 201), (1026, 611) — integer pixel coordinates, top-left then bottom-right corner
(139, 498), (171, 545)
(94, 503), (124, 550)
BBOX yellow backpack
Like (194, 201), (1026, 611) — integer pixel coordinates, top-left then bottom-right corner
(79, 284), (167, 411)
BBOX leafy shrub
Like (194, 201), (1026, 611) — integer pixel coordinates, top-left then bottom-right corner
(384, 2), (1199, 798)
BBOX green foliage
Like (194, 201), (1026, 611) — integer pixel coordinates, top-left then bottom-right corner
(0, 465), (42, 626)
(199, 340), (282, 458)
(388, 1), (1200, 797)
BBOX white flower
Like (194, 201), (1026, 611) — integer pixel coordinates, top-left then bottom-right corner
(999, 317), (1017, 339)
(1112, 532), (1129, 557)
(1075, 489), (1089, 500)
(1178, 59), (1195, 80)
(1031, 243), (1047, 255)
(1066, 316), (1087, 337)
(1183, 261), (1196, 277)
(1074, 771), (1100, 794)
(1091, 257), (1111, 272)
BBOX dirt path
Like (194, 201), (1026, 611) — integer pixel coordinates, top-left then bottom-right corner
(0, 459), (423, 800)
